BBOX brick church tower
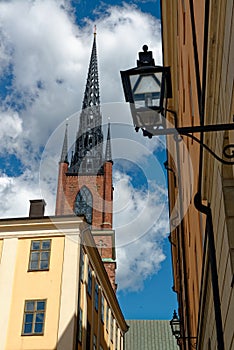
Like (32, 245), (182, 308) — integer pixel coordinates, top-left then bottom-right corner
(55, 31), (116, 291)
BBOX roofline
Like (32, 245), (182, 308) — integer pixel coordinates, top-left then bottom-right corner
(0, 214), (83, 223)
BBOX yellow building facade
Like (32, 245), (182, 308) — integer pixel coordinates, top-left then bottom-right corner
(161, 0), (234, 349)
(0, 204), (127, 350)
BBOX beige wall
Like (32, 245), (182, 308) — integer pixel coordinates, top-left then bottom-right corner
(57, 234), (81, 350)
(0, 239), (3, 262)
(5, 236), (64, 350)
(0, 238), (18, 349)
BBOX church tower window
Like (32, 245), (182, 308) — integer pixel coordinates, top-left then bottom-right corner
(74, 186), (93, 224)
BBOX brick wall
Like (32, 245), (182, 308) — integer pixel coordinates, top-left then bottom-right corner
(55, 160), (116, 290)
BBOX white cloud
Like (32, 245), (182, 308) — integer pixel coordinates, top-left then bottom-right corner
(0, 110), (23, 154)
(0, 171), (41, 218)
(113, 170), (169, 291)
(116, 239), (165, 292)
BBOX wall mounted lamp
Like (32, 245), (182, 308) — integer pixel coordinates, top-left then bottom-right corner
(120, 45), (234, 164)
(170, 310), (197, 348)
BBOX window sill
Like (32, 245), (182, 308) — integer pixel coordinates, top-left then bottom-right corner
(21, 333), (44, 336)
(28, 268), (49, 272)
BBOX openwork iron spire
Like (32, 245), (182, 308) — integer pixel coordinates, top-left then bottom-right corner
(69, 30), (104, 174)
(82, 29), (100, 111)
(60, 122), (68, 163)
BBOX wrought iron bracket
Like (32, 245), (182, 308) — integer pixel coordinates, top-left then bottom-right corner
(177, 337), (197, 349)
(177, 123), (234, 165)
(141, 117), (234, 164)
(183, 133), (234, 165)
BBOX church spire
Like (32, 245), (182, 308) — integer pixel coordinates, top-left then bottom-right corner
(105, 122), (112, 162)
(81, 26), (100, 111)
(69, 29), (103, 174)
(60, 122), (68, 164)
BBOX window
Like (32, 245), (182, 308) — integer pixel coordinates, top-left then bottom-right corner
(74, 186), (93, 224)
(88, 266), (92, 295)
(22, 300), (46, 335)
(86, 322), (91, 350)
(86, 159), (93, 173)
(231, 249), (234, 287)
(95, 283), (99, 311)
(29, 240), (51, 271)
(80, 252), (85, 281)
(106, 306), (109, 332)
(110, 314), (113, 341)
(93, 334), (97, 350)
(115, 327), (118, 350)
(78, 308), (83, 342)
(101, 295), (104, 322)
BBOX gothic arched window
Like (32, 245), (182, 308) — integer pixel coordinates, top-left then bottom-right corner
(74, 186), (93, 224)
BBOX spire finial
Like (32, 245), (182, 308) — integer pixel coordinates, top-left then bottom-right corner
(105, 121), (112, 162)
(94, 24), (97, 36)
(81, 28), (100, 111)
(60, 122), (69, 164)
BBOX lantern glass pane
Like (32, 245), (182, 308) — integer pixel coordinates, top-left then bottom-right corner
(174, 322), (180, 333)
(135, 110), (163, 129)
(129, 72), (162, 109)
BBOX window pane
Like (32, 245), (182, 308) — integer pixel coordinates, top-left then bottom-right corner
(24, 323), (32, 334)
(81, 253), (84, 281)
(40, 260), (49, 269)
(31, 241), (40, 250)
(79, 308), (83, 342)
(95, 284), (99, 310)
(31, 252), (39, 261)
(34, 322), (43, 333)
(88, 267), (92, 295)
(101, 296), (104, 322)
(29, 260), (38, 270)
(41, 252), (49, 260)
(25, 301), (35, 311)
(42, 240), (51, 250)
(25, 314), (33, 323)
(36, 313), (44, 322)
(37, 301), (45, 310)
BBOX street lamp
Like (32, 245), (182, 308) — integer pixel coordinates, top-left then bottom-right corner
(170, 310), (197, 348)
(120, 45), (172, 138)
(170, 310), (181, 340)
(120, 45), (234, 163)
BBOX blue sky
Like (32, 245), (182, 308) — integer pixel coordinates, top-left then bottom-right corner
(0, 0), (177, 320)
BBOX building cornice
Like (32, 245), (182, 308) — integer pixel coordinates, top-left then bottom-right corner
(0, 215), (84, 237)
